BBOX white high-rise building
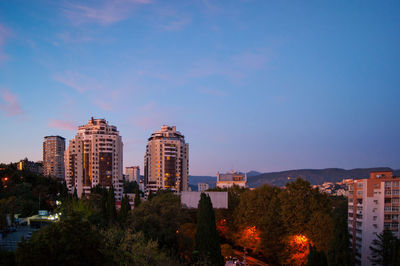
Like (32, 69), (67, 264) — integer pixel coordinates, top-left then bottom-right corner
(65, 118), (123, 200)
(144, 125), (189, 193)
(348, 171), (400, 265)
(125, 166), (140, 183)
(43, 136), (65, 180)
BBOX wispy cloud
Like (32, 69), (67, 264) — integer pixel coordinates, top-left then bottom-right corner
(56, 31), (93, 44)
(160, 15), (192, 31)
(197, 87), (227, 97)
(187, 49), (269, 81)
(54, 71), (101, 93)
(0, 89), (24, 117)
(62, 0), (152, 25)
(48, 119), (76, 131)
(0, 24), (11, 62)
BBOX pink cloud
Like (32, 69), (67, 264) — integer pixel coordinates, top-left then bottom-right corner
(62, 0), (152, 25)
(0, 89), (24, 116)
(48, 119), (76, 131)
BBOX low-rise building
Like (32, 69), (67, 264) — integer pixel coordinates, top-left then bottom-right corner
(181, 191), (228, 209)
(198, 183), (209, 192)
(216, 171), (247, 189)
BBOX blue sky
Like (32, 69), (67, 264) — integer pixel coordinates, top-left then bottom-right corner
(0, 0), (399, 175)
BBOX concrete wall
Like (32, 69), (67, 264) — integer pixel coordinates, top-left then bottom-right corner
(181, 191), (228, 209)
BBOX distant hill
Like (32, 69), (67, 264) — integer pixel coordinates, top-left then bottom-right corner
(246, 171), (261, 177)
(248, 167), (395, 188)
(189, 167), (399, 189)
(188, 175), (216, 190)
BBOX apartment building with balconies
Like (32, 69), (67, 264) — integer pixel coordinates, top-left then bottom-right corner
(144, 125), (189, 194)
(348, 171), (399, 265)
(65, 117), (123, 200)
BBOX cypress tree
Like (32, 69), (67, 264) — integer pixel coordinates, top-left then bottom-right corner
(107, 185), (117, 222)
(118, 194), (131, 225)
(134, 187), (141, 208)
(195, 193), (224, 265)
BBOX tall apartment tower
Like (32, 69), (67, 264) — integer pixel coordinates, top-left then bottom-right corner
(348, 171), (400, 265)
(125, 166), (140, 183)
(65, 118), (123, 199)
(144, 125), (189, 193)
(43, 136), (65, 180)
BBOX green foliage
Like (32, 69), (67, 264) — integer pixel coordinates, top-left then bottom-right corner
(129, 190), (190, 255)
(195, 193), (224, 265)
(134, 187), (141, 208)
(108, 186), (117, 221)
(279, 179), (333, 252)
(307, 244), (328, 266)
(118, 194), (131, 225)
(327, 196), (353, 266)
(370, 230), (398, 266)
(16, 215), (107, 266)
(102, 227), (177, 265)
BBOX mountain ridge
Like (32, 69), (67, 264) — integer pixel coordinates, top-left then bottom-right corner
(189, 167), (400, 188)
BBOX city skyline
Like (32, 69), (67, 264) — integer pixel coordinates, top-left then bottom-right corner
(1, 1), (400, 175)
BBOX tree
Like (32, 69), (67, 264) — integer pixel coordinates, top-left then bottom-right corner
(370, 230), (398, 266)
(102, 227), (177, 265)
(128, 190), (189, 256)
(107, 185), (117, 222)
(134, 187), (141, 208)
(195, 193), (224, 265)
(118, 194), (131, 225)
(307, 244), (328, 266)
(279, 178), (333, 253)
(327, 196), (353, 266)
(16, 216), (107, 265)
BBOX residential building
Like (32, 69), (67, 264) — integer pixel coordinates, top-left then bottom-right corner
(198, 183), (209, 192)
(216, 171), (247, 189)
(65, 117), (123, 200)
(43, 136), (65, 180)
(125, 166), (140, 183)
(17, 158), (43, 175)
(348, 171), (400, 265)
(144, 125), (189, 193)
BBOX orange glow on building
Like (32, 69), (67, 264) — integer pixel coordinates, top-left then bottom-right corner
(287, 234), (310, 265)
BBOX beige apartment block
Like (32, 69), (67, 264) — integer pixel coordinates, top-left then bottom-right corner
(144, 125), (189, 193)
(65, 118), (123, 200)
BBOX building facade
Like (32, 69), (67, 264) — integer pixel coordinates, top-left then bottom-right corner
(65, 118), (123, 199)
(216, 171), (247, 189)
(348, 171), (400, 265)
(125, 166), (140, 183)
(198, 183), (209, 192)
(144, 125), (189, 193)
(43, 136), (65, 180)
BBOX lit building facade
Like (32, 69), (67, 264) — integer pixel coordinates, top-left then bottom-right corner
(144, 125), (189, 193)
(348, 171), (400, 265)
(65, 118), (123, 199)
(125, 166), (140, 183)
(43, 136), (65, 180)
(216, 171), (247, 189)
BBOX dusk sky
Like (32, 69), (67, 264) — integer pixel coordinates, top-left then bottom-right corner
(0, 0), (399, 175)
